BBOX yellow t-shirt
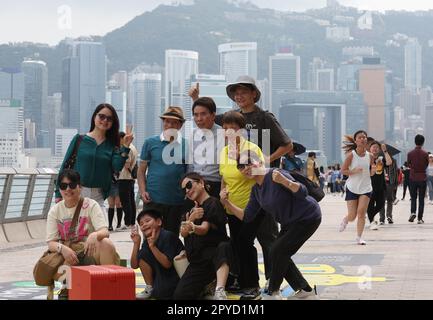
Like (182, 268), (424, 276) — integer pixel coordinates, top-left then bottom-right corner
(46, 197), (107, 242)
(219, 139), (264, 215)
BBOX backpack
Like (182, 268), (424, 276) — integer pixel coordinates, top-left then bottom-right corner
(289, 170), (325, 203)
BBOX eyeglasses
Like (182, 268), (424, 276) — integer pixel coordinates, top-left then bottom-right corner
(97, 113), (114, 122)
(59, 182), (78, 190)
(182, 180), (197, 192)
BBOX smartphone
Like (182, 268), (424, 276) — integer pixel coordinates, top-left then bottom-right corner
(126, 124), (133, 133)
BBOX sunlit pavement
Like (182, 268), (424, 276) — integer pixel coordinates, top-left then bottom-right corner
(1, 188), (433, 300)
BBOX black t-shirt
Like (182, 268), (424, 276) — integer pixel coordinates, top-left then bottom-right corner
(216, 106), (291, 168)
(138, 229), (184, 299)
(183, 197), (228, 263)
(370, 154), (387, 191)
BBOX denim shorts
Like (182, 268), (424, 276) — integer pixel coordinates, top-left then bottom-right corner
(345, 188), (372, 201)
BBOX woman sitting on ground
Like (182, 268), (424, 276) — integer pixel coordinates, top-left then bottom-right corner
(46, 169), (120, 299)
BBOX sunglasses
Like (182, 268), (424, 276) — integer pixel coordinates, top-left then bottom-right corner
(236, 157), (253, 170)
(59, 182), (78, 191)
(182, 180), (197, 192)
(97, 113), (114, 122)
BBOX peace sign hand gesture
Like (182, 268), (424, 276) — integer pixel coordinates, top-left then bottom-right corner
(123, 124), (134, 147)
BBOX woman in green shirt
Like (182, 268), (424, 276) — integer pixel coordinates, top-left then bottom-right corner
(56, 103), (134, 209)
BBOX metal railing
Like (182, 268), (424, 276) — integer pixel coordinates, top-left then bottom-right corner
(0, 168), (58, 224)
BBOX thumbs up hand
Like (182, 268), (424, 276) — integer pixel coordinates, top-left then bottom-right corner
(188, 201), (204, 222)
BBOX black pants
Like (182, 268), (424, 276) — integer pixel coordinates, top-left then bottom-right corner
(173, 242), (233, 300)
(380, 184), (396, 222)
(402, 180), (410, 199)
(409, 180), (427, 220)
(367, 189), (385, 223)
(234, 211), (278, 288)
(228, 214), (242, 240)
(143, 202), (185, 235)
(268, 218), (321, 293)
(118, 180), (136, 226)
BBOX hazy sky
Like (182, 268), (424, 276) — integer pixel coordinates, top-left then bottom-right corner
(1, 0), (433, 45)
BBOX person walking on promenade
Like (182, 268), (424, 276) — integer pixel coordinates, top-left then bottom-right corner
(379, 156), (399, 225)
(401, 162), (411, 201)
(367, 141), (392, 230)
(339, 130), (374, 245)
(407, 135), (429, 224)
(56, 104), (133, 210)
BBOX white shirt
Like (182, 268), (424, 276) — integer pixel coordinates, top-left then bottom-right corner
(345, 150), (373, 194)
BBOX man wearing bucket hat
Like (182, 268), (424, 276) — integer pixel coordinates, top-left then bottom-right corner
(190, 75), (293, 299)
(137, 106), (189, 235)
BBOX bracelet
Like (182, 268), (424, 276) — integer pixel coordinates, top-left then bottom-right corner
(57, 243), (62, 254)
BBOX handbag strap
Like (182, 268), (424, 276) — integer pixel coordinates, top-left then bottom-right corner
(65, 134), (84, 169)
(65, 197), (84, 245)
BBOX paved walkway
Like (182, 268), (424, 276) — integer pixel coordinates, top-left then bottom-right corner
(1, 189), (433, 300)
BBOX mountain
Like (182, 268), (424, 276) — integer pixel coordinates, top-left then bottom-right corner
(2, 0), (433, 94)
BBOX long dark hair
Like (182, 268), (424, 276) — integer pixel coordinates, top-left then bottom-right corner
(89, 103), (120, 147)
(342, 130), (368, 153)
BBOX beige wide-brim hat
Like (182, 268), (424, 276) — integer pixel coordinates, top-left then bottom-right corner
(160, 106), (185, 123)
(226, 75), (261, 103)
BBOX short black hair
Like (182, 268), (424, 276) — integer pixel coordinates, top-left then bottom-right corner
(308, 152), (316, 158)
(136, 209), (162, 223)
(192, 97), (217, 114)
(415, 134), (425, 146)
(119, 131), (126, 138)
(58, 169), (81, 185)
(222, 111), (246, 129)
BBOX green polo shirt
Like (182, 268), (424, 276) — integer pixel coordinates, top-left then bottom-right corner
(56, 134), (130, 199)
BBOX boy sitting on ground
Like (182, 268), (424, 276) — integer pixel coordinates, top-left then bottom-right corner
(131, 209), (184, 299)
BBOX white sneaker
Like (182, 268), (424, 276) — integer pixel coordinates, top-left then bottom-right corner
(339, 217), (348, 232)
(369, 221), (379, 230)
(356, 237), (366, 245)
(136, 285), (153, 300)
(287, 286), (319, 300)
(213, 287), (227, 300)
(261, 291), (283, 300)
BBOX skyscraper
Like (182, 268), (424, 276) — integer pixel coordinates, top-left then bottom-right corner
(62, 41), (107, 133)
(0, 67), (24, 103)
(47, 93), (63, 152)
(218, 42), (257, 84)
(405, 38), (422, 91)
(269, 53), (300, 114)
(132, 73), (162, 150)
(358, 62), (386, 141)
(316, 69), (335, 91)
(106, 83), (127, 131)
(21, 60), (48, 148)
(165, 50), (198, 107)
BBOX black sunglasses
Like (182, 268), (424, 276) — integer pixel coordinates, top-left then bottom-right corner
(236, 157), (253, 170)
(97, 113), (114, 122)
(59, 182), (78, 191)
(182, 180), (197, 192)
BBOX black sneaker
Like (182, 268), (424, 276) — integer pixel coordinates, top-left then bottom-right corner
(409, 214), (416, 223)
(387, 217), (394, 224)
(226, 278), (242, 293)
(240, 287), (261, 300)
(58, 288), (69, 300)
(108, 226), (113, 231)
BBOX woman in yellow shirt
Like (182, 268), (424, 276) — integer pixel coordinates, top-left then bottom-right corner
(219, 111), (264, 240)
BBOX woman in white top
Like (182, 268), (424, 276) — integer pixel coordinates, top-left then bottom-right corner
(427, 154), (433, 204)
(339, 130), (376, 245)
